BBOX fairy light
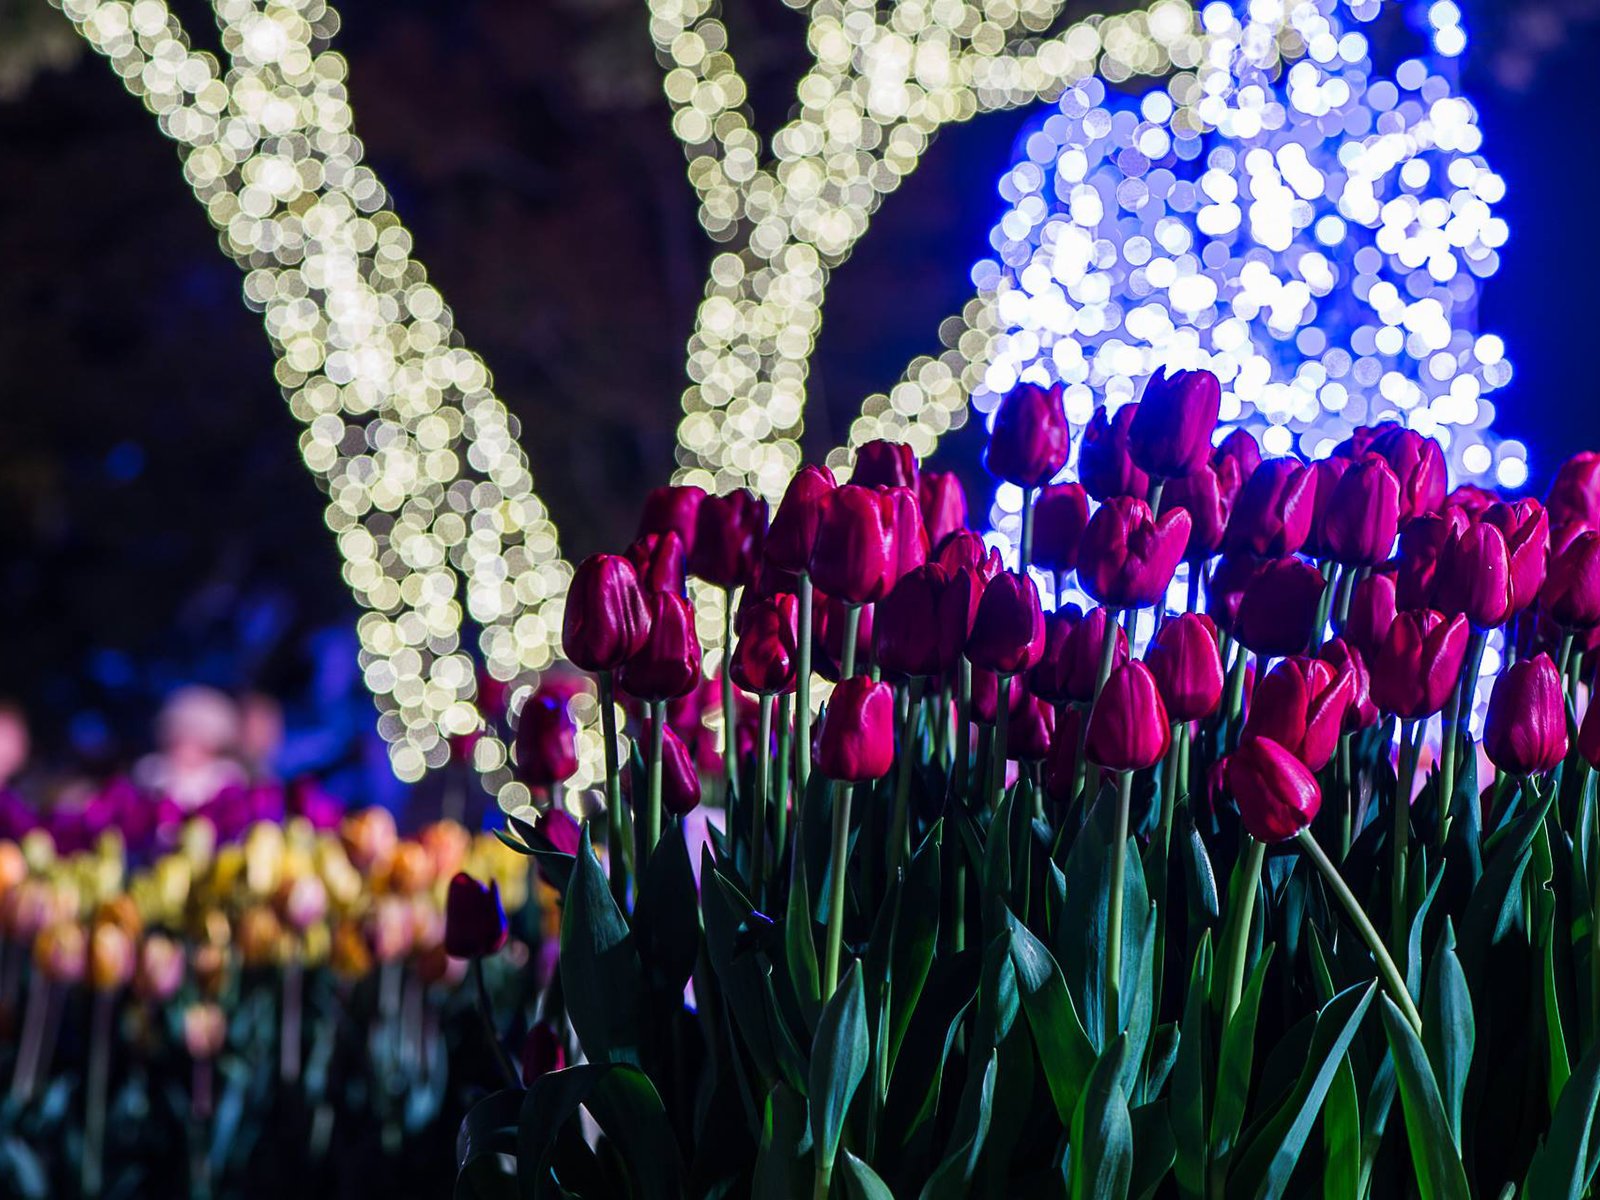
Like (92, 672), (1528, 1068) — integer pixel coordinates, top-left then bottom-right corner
(652, 0), (1210, 499)
(50, 0), (588, 806)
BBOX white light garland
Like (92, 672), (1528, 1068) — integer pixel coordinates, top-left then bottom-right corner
(49, 0), (590, 809)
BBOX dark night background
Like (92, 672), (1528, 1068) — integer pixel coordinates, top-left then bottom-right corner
(0, 0), (1596, 780)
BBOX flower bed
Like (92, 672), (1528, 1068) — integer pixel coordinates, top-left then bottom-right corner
(468, 371), (1600, 1198)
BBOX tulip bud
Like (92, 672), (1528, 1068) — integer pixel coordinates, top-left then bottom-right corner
(1236, 557), (1327, 657)
(1482, 499), (1549, 616)
(341, 807), (398, 874)
(1079, 404), (1150, 502)
(1029, 606), (1127, 705)
(809, 485), (897, 605)
(1032, 482), (1091, 573)
(1367, 425), (1447, 523)
(88, 921), (135, 992)
(1006, 690), (1056, 761)
(1225, 458), (1315, 557)
(1044, 705), (1086, 804)
(1207, 551), (1266, 637)
(521, 1024), (567, 1087)
(1548, 452), (1600, 533)
(660, 724), (702, 816)
(1085, 661), (1171, 772)
(135, 934), (185, 1002)
(1301, 456), (1351, 561)
(35, 921), (87, 983)
(1147, 613), (1224, 722)
(620, 592), (703, 701)
(937, 530), (1004, 580)
(1580, 687), (1600, 769)
(984, 381), (1072, 488)
(1435, 522), (1513, 628)
(966, 572), (1047, 675)
(1543, 529), (1600, 629)
(918, 472), (968, 549)
(1212, 429), (1261, 502)
(1323, 456), (1402, 566)
(1343, 571), (1398, 661)
(1078, 496), (1191, 610)
(817, 677), (895, 782)
(881, 486), (930, 583)
(330, 918), (374, 980)
(1446, 484), (1498, 519)
(1369, 609), (1470, 719)
(876, 565), (953, 678)
(852, 440), (919, 490)
(1484, 654), (1567, 776)
(238, 905), (284, 968)
(444, 873), (509, 959)
(532, 808), (582, 857)
(766, 465), (837, 573)
(275, 873), (329, 932)
(1161, 466), (1229, 562)
(1129, 366), (1222, 479)
(730, 594), (799, 695)
(637, 485), (706, 557)
(184, 1003), (228, 1060)
(562, 554), (653, 673)
(515, 692), (579, 787)
(626, 532), (686, 596)
(1227, 737), (1321, 842)
(1241, 657), (1354, 772)
(690, 491), (768, 590)
(1318, 638), (1378, 732)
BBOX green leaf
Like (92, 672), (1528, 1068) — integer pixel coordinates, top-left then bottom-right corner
(808, 963), (870, 1176)
(1129, 1101), (1176, 1200)
(1172, 932), (1213, 1200)
(1538, 856), (1573, 1112)
(1226, 982), (1375, 1200)
(752, 1083), (812, 1200)
(1523, 1034), (1600, 1199)
(1009, 912), (1096, 1124)
(1422, 918), (1473, 1152)
(1459, 784), (1556, 986)
(1211, 946), (1274, 1161)
(1378, 995), (1471, 1200)
(456, 1088), (522, 1177)
(1404, 863), (1445, 1002)
(558, 826), (643, 1066)
(886, 825), (942, 1078)
(838, 1151), (896, 1200)
(634, 820), (700, 996)
(1322, 1054), (1361, 1200)
(1069, 1036), (1133, 1200)
(518, 1064), (684, 1200)
(918, 1051), (996, 1200)
(784, 836), (823, 1034)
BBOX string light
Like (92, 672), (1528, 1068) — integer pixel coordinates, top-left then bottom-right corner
(49, 0), (593, 810)
(651, 0), (1210, 498)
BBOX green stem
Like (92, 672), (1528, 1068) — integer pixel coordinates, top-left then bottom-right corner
(1222, 646), (1249, 753)
(81, 990), (113, 1198)
(647, 701), (665, 859)
(1298, 829), (1423, 1035)
(597, 670), (629, 909)
(990, 674), (1012, 811)
(1559, 631), (1577, 684)
(889, 678), (925, 879)
(1220, 837), (1266, 1025)
(1338, 732), (1354, 862)
(1392, 719), (1420, 957)
(1020, 486), (1037, 574)
(776, 692), (793, 865)
(723, 586), (738, 798)
(1158, 728), (1181, 860)
(823, 782), (854, 998)
(471, 958), (519, 1089)
(797, 574), (814, 794)
(1333, 563), (1357, 633)
(1106, 770), (1133, 1044)
(812, 1161), (834, 1200)
(1147, 477), (1166, 514)
(955, 658), (972, 802)
(1094, 612), (1120, 705)
(840, 603), (862, 681)
(753, 695), (773, 900)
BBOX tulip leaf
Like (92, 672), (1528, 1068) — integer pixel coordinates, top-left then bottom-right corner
(701, 855), (790, 1088)
(784, 833), (823, 1034)
(634, 819), (700, 997)
(1458, 785), (1556, 987)
(752, 1083), (812, 1200)
(886, 826), (942, 1078)
(1322, 1053), (1361, 1200)
(838, 1151), (896, 1200)
(1130, 1100), (1177, 1200)
(808, 963), (869, 1179)
(517, 1063), (684, 1200)
(1524, 1036), (1600, 1200)
(1225, 982), (1375, 1200)
(1542, 894), (1574, 1114)
(918, 1051), (996, 1200)
(1172, 931), (1213, 1200)
(1404, 862), (1445, 1001)
(1444, 739), (1482, 885)
(1210, 945), (1273, 1162)
(1008, 912), (1096, 1125)
(881, 949), (978, 1169)
(559, 826), (643, 1067)
(1378, 995), (1471, 1200)
(454, 1088), (522, 1189)
(1068, 1035), (1133, 1200)
(1421, 918), (1473, 1152)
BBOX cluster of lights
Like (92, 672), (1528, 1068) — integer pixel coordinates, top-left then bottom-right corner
(50, 0), (592, 809)
(650, 0), (1212, 498)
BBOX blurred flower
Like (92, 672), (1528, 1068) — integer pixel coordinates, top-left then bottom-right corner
(183, 1003), (227, 1060)
(341, 808), (398, 874)
(521, 1024), (567, 1086)
(134, 934), (185, 1002)
(89, 921), (135, 992)
(445, 873), (508, 959)
(35, 921), (87, 983)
